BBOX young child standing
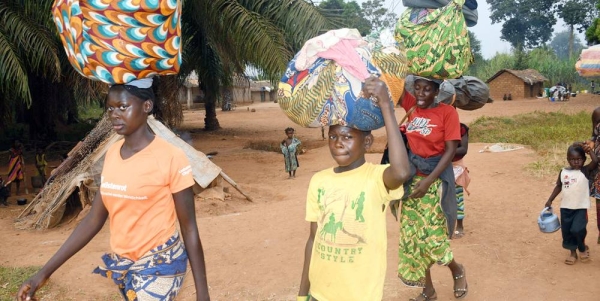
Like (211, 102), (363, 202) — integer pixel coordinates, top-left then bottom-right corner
(297, 77), (410, 300)
(35, 147), (48, 183)
(545, 143), (598, 265)
(281, 127), (301, 178)
(452, 123), (471, 238)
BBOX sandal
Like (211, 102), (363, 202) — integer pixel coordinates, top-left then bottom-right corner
(453, 230), (464, 239)
(453, 265), (468, 299)
(565, 253), (577, 265)
(579, 246), (590, 263)
(409, 290), (437, 301)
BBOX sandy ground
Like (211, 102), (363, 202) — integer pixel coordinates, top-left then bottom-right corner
(2, 94), (600, 301)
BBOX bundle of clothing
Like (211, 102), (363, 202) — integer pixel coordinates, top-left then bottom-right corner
(576, 45), (600, 78)
(278, 28), (408, 131)
(396, 0), (473, 79)
(402, 0), (478, 27)
(52, 0), (182, 84)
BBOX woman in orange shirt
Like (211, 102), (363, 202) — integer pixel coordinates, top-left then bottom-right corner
(17, 78), (211, 301)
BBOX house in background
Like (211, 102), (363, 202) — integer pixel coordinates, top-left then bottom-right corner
(250, 80), (276, 103)
(486, 69), (548, 100)
(179, 72), (258, 109)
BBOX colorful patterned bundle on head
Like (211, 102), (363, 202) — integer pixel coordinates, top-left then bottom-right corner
(395, 0), (472, 79)
(278, 28), (407, 131)
(52, 0), (182, 84)
(576, 45), (600, 78)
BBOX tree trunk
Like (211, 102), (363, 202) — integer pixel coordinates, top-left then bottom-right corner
(203, 96), (221, 131)
(569, 24), (575, 59)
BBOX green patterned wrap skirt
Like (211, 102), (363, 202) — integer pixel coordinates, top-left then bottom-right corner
(398, 176), (453, 287)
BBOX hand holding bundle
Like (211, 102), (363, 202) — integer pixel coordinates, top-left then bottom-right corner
(278, 28), (407, 131)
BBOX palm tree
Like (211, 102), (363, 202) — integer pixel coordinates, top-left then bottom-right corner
(0, 0), (332, 135)
(180, 0), (333, 130)
(0, 0), (102, 139)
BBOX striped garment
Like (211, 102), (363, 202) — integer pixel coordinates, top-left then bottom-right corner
(93, 231), (188, 301)
(7, 148), (24, 183)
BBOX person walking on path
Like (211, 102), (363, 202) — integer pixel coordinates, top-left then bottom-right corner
(545, 143), (598, 265)
(17, 79), (211, 301)
(297, 76), (410, 301)
(394, 77), (468, 301)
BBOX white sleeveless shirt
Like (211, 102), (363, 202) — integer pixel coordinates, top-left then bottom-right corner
(560, 168), (591, 209)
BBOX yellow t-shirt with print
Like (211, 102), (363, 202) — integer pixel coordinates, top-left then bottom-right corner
(306, 162), (403, 301)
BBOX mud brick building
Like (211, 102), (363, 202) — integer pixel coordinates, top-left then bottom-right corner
(486, 69), (548, 100)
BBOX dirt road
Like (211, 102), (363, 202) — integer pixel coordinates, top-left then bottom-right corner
(2, 95), (600, 300)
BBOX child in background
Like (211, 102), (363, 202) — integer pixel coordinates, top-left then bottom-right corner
(297, 77), (410, 301)
(281, 127), (301, 179)
(590, 106), (600, 243)
(35, 147), (48, 183)
(545, 143), (598, 265)
(452, 123), (471, 238)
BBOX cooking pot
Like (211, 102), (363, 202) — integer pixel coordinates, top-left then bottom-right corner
(538, 207), (560, 233)
(17, 198), (27, 206)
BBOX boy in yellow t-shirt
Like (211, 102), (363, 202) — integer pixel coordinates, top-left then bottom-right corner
(297, 77), (410, 301)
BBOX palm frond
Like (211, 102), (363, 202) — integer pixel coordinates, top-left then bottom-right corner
(198, 0), (291, 79)
(0, 29), (31, 106)
(0, 1), (60, 81)
(241, 0), (337, 52)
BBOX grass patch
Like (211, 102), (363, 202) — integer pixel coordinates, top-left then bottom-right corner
(0, 266), (48, 301)
(469, 110), (590, 176)
(78, 104), (104, 121)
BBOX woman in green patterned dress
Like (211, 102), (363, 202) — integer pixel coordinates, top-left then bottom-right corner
(395, 77), (468, 300)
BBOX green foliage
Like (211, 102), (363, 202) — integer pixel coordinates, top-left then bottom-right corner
(0, 266), (45, 300)
(470, 111), (590, 151)
(467, 31), (484, 75)
(466, 46), (581, 89)
(557, 0), (597, 33)
(586, 18), (600, 44)
(487, 0), (557, 50)
(318, 0), (371, 35)
(361, 0), (397, 32)
(0, 0), (60, 107)
(470, 111), (590, 176)
(184, 0), (333, 130)
(550, 30), (584, 60)
(465, 52), (515, 82)
(55, 122), (95, 142)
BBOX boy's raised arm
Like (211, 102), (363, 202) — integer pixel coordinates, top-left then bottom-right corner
(362, 77), (410, 190)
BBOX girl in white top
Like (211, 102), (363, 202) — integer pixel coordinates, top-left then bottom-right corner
(545, 143), (598, 265)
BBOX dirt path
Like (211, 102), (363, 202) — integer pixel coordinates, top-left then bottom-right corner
(2, 95), (600, 300)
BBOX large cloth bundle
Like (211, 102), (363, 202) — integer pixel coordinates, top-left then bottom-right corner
(576, 45), (600, 78)
(405, 75), (490, 110)
(52, 0), (182, 84)
(395, 0), (473, 79)
(402, 0), (478, 27)
(278, 29), (407, 131)
(447, 76), (490, 110)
